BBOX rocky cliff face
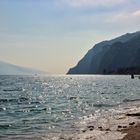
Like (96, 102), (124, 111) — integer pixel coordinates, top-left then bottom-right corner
(68, 31), (140, 74)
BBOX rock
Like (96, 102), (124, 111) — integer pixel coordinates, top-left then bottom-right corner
(87, 125), (94, 131)
(89, 128), (94, 131)
(98, 126), (103, 130)
(105, 128), (110, 131)
(87, 126), (94, 129)
(122, 126), (127, 128)
(118, 125), (123, 128)
(129, 122), (135, 126)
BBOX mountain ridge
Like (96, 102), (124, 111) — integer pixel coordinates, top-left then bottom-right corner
(0, 61), (47, 75)
(68, 31), (140, 74)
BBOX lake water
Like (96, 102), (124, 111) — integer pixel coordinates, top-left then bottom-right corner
(0, 75), (140, 139)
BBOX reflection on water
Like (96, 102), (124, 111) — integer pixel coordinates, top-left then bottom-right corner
(0, 75), (140, 139)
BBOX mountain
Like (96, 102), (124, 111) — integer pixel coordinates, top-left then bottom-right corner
(0, 61), (46, 75)
(67, 31), (140, 74)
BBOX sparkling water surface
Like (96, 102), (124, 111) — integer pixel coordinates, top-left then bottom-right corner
(0, 75), (140, 139)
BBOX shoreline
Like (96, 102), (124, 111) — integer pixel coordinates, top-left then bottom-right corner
(59, 103), (140, 140)
(1, 104), (140, 140)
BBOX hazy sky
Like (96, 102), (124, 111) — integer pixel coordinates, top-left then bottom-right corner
(0, 0), (140, 74)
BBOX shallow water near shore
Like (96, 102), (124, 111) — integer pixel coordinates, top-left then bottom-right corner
(0, 75), (140, 139)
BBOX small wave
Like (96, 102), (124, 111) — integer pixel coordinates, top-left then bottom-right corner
(93, 103), (117, 108)
(15, 107), (48, 113)
(0, 124), (11, 130)
(30, 101), (41, 104)
(18, 97), (29, 102)
(68, 96), (77, 100)
(29, 107), (47, 112)
(0, 107), (6, 112)
(0, 99), (8, 103)
(0, 97), (29, 104)
(123, 98), (140, 103)
(3, 87), (23, 92)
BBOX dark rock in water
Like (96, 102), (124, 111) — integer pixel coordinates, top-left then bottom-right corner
(131, 74), (134, 79)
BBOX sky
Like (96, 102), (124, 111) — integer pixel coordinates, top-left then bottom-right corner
(0, 0), (140, 74)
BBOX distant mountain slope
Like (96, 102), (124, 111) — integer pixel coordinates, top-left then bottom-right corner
(0, 61), (46, 75)
(68, 31), (140, 74)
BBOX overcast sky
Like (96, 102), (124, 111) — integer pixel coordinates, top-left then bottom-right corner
(0, 0), (140, 74)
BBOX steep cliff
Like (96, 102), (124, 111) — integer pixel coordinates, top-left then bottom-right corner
(68, 31), (140, 74)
